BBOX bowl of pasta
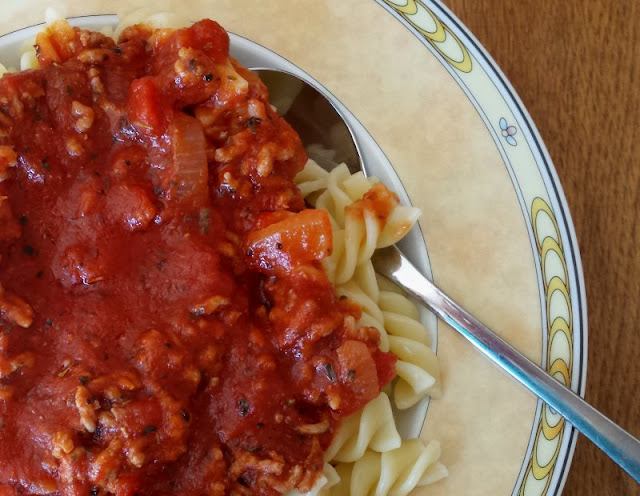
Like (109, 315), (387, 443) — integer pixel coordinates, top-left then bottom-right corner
(0, 2), (586, 496)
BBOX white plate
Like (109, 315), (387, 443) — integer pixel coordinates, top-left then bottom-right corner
(0, 3), (587, 495)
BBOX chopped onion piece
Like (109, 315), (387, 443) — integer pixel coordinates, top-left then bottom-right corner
(170, 113), (209, 208)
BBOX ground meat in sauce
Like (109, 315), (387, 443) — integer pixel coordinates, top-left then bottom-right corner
(0, 19), (397, 496)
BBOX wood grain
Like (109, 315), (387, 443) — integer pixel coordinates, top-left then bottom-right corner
(441, 0), (640, 494)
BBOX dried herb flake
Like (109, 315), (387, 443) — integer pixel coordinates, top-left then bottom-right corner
(238, 398), (250, 416)
(141, 425), (157, 436)
(245, 116), (262, 134)
(323, 363), (337, 382)
(199, 208), (210, 235)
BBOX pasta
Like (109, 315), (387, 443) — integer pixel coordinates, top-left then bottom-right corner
(289, 464), (340, 496)
(295, 161), (421, 286)
(295, 162), (441, 410)
(329, 440), (447, 496)
(294, 161), (444, 494)
(325, 392), (401, 463)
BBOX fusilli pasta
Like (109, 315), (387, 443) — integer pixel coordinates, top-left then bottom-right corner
(325, 392), (401, 463)
(295, 160), (444, 495)
(295, 161), (440, 410)
(329, 439), (447, 496)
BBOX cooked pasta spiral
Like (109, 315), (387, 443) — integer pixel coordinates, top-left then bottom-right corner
(380, 288), (441, 408)
(324, 392), (402, 464)
(288, 463), (340, 496)
(329, 439), (447, 496)
(295, 162), (420, 285)
(332, 264), (441, 408)
(294, 160), (445, 495)
(295, 161), (440, 410)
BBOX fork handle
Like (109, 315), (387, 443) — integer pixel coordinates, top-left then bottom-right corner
(372, 245), (640, 483)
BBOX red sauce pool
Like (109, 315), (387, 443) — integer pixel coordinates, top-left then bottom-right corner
(0, 19), (396, 495)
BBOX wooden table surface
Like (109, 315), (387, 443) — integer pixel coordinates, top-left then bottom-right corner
(442, 1), (640, 494)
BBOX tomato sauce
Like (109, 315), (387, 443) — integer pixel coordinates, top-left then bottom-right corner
(0, 20), (396, 495)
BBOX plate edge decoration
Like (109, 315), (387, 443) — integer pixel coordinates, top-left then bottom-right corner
(520, 197), (574, 496)
(382, 0), (472, 72)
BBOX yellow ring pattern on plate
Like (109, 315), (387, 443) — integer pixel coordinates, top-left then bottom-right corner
(519, 197), (574, 495)
(383, 0), (473, 72)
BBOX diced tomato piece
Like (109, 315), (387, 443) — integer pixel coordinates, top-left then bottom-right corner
(335, 340), (381, 414)
(252, 210), (294, 230)
(128, 78), (163, 132)
(187, 19), (230, 62)
(34, 20), (76, 65)
(172, 19), (229, 64)
(244, 209), (332, 275)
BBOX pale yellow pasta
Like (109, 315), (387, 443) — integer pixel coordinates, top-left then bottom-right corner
(293, 160), (444, 494)
(296, 162), (380, 284)
(390, 337), (440, 408)
(325, 392), (402, 463)
(295, 161), (420, 286)
(328, 439), (447, 496)
(377, 206), (422, 249)
(381, 291), (442, 406)
(289, 463), (340, 496)
(295, 160), (440, 410)
(335, 265), (439, 408)
(353, 260), (380, 302)
(20, 50), (38, 71)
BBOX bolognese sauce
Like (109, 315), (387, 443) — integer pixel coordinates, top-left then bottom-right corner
(0, 19), (397, 496)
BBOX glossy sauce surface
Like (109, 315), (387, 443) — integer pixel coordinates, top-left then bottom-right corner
(0, 20), (395, 495)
